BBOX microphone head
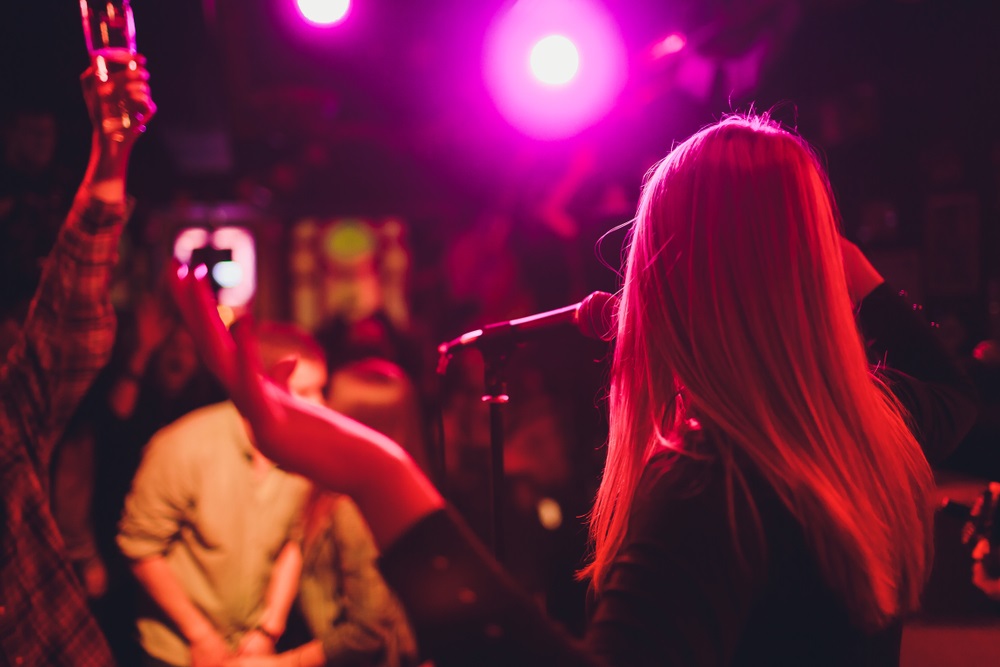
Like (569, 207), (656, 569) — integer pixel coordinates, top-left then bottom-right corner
(576, 291), (617, 341)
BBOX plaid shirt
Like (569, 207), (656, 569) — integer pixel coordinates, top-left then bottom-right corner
(0, 194), (125, 666)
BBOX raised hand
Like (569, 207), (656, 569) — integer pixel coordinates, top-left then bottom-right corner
(81, 52), (156, 147)
(78, 51), (155, 203)
(166, 262), (238, 392)
(839, 236), (885, 307)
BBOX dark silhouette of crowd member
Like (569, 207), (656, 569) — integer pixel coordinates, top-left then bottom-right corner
(0, 52), (155, 666)
(170, 115), (977, 667)
(0, 104), (79, 322)
(315, 312), (424, 398)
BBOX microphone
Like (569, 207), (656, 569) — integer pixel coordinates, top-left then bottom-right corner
(437, 291), (617, 356)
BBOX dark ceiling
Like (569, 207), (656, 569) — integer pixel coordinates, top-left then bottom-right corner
(1, 0), (997, 215)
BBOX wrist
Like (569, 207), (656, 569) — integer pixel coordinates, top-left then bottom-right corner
(85, 140), (131, 195)
(253, 624), (281, 644)
(184, 620), (219, 645)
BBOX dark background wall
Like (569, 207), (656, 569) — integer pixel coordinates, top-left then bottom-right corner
(3, 0), (1000, 376)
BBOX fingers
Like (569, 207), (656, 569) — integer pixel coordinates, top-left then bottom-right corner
(972, 561), (1000, 599)
(83, 52), (156, 136)
(99, 68), (155, 113)
(96, 51), (147, 66)
(972, 537), (990, 561)
(166, 260), (237, 386)
(84, 53), (150, 84)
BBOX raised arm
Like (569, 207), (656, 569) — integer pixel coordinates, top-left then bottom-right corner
(842, 238), (978, 463)
(169, 270), (602, 667)
(0, 53), (154, 471)
(168, 267), (444, 550)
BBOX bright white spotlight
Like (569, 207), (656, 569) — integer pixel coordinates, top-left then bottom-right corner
(529, 34), (579, 85)
(212, 261), (244, 289)
(296, 0), (350, 26)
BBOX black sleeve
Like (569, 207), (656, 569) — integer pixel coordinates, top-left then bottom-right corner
(380, 468), (758, 667)
(857, 283), (978, 463)
(585, 464), (763, 667)
(379, 508), (601, 667)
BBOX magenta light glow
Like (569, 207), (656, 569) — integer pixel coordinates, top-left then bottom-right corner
(484, 0), (628, 140)
(296, 0), (350, 26)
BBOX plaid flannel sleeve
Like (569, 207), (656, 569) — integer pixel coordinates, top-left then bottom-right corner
(0, 194), (126, 476)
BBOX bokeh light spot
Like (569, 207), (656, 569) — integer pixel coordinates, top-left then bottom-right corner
(652, 32), (687, 59)
(212, 260), (244, 289)
(295, 0), (350, 26)
(484, 0), (627, 140)
(323, 220), (376, 264)
(537, 497), (563, 530)
(529, 35), (579, 85)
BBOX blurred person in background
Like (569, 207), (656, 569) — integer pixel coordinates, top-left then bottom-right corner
(0, 104), (77, 325)
(117, 322), (323, 667)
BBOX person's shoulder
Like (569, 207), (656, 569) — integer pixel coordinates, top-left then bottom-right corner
(638, 446), (723, 500)
(629, 447), (727, 536)
(632, 441), (777, 533)
(629, 442), (779, 574)
(146, 401), (237, 450)
(165, 399), (234, 427)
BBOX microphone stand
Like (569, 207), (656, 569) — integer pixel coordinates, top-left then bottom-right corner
(437, 335), (513, 565)
(435, 292), (615, 565)
(479, 337), (511, 564)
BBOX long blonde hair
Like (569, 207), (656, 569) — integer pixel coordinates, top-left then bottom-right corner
(584, 115), (935, 631)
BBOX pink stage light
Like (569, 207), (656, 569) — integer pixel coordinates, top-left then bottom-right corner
(530, 35), (580, 85)
(295, 0), (350, 26)
(652, 33), (686, 59)
(484, 0), (628, 140)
